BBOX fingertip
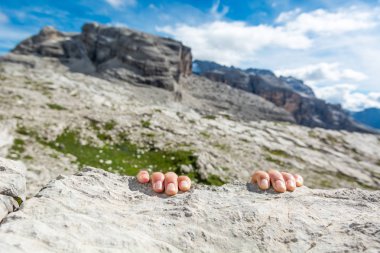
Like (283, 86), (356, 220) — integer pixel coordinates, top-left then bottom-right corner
(151, 172), (165, 192)
(164, 172), (178, 196)
(294, 174), (304, 187)
(258, 178), (269, 190)
(251, 170), (270, 184)
(285, 180), (296, 191)
(137, 170), (150, 184)
(274, 180), (286, 193)
(281, 172), (296, 191)
(268, 170), (286, 193)
(165, 182), (177, 196)
(178, 176), (191, 192)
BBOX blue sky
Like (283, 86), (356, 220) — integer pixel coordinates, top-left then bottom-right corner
(1, 0), (380, 110)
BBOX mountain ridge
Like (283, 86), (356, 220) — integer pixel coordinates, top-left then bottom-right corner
(193, 60), (373, 133)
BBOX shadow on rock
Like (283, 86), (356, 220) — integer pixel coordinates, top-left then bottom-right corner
(128, 177), (173, 199)
(246, 182), (280, 195)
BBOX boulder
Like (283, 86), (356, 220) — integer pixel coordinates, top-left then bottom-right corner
(0, 167), (379, 252)
(12, 23), (192, 91)
(0, 158), (26, 221)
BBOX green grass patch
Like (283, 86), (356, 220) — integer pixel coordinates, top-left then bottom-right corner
(265, 155), (285, 166)
(141, 132), (155, 138)
(16, 125), (31, 135)
(44, 130), (196, 176)
(204, 175), (225, 186)
(13, 196), (23, 206)
(203, 115), (217, 120)
(104, 120), (117, 131)
(141, 120), (151, 128)
(7, 138), (26, 159)
(200, 131), (211, 139)
(40, 130), (225, 186)
(264, 147), (290, 158)
(47, 103), (67, 111)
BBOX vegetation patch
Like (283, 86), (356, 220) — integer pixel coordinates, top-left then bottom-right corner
(104, 120), (117, 131)
(140, 120), (151, 128)
(16, 125), (31, 135)
(203, 114), (217, 120)
(264, 155), (285, 166)
(264, 148), (290, 158)
(43, 130), (207, 180)
(203, 175), (225, 186)
(221, 114), (231, 120)
(200, 131), (211, 139)
(7, 138), (26, 159)
(47, 103), (67, 111)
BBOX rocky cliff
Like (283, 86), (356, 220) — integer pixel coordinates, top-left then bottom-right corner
(13, 23), (192, 91)
(0, 159), (379, 252)
(193, 60), (372, 133)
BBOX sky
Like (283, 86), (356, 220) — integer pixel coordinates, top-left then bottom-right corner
(0, 0), (380, 111)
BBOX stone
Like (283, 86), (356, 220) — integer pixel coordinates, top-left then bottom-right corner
(13, 23), (192, 91)
(0, 168), (379, 252)
(0, 158), (26, 221)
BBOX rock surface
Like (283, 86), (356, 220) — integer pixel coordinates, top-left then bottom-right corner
(0, 158), (26, 221)
(13, 23), (192, 91)
(0, 166), (379, 252)
(193, 60), (372, 133)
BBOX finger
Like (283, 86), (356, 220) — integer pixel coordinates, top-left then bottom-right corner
(293, 174), (304, 187)
(164, 172), (178, 196)
(151, 172), (165, 193)
(137, 170), (150, 184)
(281, 172), (296, 192)
(178, 176), (191, 192)
(251, 170), (270, 190)
(268, 169), (286, 193)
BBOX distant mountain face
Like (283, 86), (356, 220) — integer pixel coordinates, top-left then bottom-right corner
(12, 23), (192, 91)
(193, 60), (372, 133)
(279, 76), (316, 98)
(352, 108), (380, 129)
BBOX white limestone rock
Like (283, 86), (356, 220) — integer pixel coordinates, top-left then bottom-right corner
(0, 168), (379, 253)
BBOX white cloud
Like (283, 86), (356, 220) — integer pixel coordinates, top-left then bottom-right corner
(0, 12), (8, 24)
(316, 84), (380, 111)
(275, 63), (374, 110)
(283, 7), (379, 35)
(105, 0), (136, 8)
(158, 21), (311, 66)
(158, 6), (380, 67)
(275, 63), (368, 83)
